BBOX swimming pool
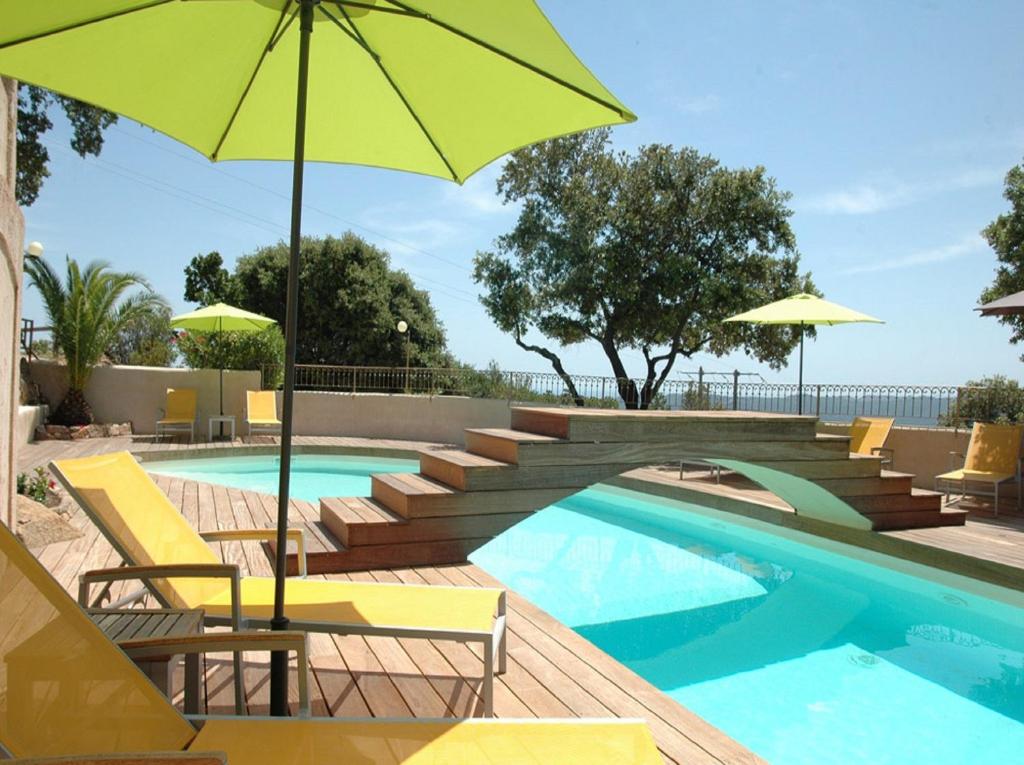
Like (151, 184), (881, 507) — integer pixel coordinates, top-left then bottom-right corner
(144, 453), (419, 502)
(470, 485), (1024, 765)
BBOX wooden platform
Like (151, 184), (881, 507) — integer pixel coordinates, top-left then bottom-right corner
(312, 407), (963, 572)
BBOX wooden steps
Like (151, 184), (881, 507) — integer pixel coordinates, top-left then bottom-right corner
(312, 406), (966, 572)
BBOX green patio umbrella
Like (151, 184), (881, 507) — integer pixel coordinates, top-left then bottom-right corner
(724, 294), (884, 414)
(170, 303), (276, 430)
(0, 1), (635, 714)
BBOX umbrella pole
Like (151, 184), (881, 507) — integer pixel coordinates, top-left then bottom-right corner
(271, 0), (313, 717)
(798, 322), (804, 415)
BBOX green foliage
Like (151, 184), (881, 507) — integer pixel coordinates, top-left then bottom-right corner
(16, 84), (117, 206)
(106, 304), (177, 367)
(24, 255), (168, 424)
(979, 158), (1024, 355)
(16, 467), (52, 504)
(26, 338), (56, 360)
(183, 251), (239, 306)
(177, 326), (286, 389)
(474, 129), (814, 410)
(940, 375), (1024, 426)
(182, 233), (449, 367)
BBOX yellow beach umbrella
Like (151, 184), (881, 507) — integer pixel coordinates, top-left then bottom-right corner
(724, 294), (884, 414)
(0, 1), (635, 714)
(171, 303), (276, 422)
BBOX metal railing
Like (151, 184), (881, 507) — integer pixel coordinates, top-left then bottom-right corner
(263, 363), (982, 427)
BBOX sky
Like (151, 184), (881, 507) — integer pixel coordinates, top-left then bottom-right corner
(19, 0), (1024, 387)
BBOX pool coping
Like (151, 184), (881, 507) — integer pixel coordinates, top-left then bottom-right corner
(608, 471), (1024, 598)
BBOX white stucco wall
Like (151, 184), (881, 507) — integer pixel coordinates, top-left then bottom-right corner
(1, 77), (25, 527)
(28, 361), (262, 435)
(282, 391), (511, 445)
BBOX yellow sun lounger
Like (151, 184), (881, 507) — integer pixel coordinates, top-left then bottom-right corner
(935, 421), (1024, 515)
(50, 452), (507, 716)
(156, 388), (198, 440)
(245, 390), (281, 436)
(849, 416), (895, 466)
(0, 518), (665, 764)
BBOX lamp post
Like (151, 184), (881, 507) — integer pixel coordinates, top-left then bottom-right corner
(25, 241), (44, 258)
(396, 320), (410, 394)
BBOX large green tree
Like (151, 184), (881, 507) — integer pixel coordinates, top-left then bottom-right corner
(106, 304), (177, 368)
(182, 233), (449, 367)
(473, 129), (814, 409)
(979, 158), (1024, 352)
(25, 256), (168, 425)
(16, 83), (117, 206)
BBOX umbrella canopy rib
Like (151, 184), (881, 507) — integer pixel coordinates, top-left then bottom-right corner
(326, 3), (458, 181)
(383, 0), (635, 121)
(0, 0), (173, 52)
(211, 3), (295, 161)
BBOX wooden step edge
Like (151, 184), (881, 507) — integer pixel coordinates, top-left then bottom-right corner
(464, 427), (564, 444)
(864, 508), (969, 530)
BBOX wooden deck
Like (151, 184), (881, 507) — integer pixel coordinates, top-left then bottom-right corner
(15, 434), (1024, 765)
(16, 435), (764, 765)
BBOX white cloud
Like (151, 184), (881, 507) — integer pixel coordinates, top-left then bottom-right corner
(838, 233), (986, 276)
(800, 167), (1004, 216)
(442, 160), (510, 215)
(675, 94), (721, 115)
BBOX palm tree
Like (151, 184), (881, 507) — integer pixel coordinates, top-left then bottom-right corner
(24, 256), (169, 425)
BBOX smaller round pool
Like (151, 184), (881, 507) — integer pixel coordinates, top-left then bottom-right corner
(144, 453), (419, 502)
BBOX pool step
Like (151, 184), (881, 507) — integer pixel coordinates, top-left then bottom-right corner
(419, 449), (632, 492)
(463, 431), (851, 469)
(861, 507), (970, 531)
(370, 471), (569, 519)
(844, 487), (943, 515)
(320, 495), (532, 548)
(814, 470), (914, 497)
(509, 407), (819, 442)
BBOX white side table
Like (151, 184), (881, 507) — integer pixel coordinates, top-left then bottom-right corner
(208, 415), (236, 441)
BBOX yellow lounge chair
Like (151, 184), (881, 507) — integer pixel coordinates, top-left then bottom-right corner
(246, 390), (282, 436)
(156, 389), (198, 441)
(849, 416), (895, 466)
(935, 421), (1024, 515)
(0, 521), (662, 764)
(51, 451), (508, 716)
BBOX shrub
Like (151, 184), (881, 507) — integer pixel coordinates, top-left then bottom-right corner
(939, 375), (1024, 426)
(177, 326), (286, 390)
(17, 467), (52, 503)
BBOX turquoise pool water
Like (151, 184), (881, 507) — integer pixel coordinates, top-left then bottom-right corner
(470, 486), (1024, 765)
(144, 454), (419, 502)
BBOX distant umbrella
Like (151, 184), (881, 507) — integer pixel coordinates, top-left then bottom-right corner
(976, 290), (1024, 317)
(171, 303), (276, 422)
(724, 294), (884, 414)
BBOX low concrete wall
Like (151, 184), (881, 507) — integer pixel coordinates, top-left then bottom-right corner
(820, 422), (972, 489)
(15, 405), (46, 445)
(27, 361), (261, 435)
(287, 391), (512, 445)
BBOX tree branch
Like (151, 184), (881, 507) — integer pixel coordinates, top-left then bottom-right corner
(513, 333), (585, 406)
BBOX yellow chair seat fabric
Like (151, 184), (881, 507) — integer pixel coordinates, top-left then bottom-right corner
(247, 418), (282, 425)
(189, 718), (663, 765)
(935, 469), (1014, 484)
(199, 576), (502, 635)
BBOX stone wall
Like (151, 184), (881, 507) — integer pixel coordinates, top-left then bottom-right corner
(27, 361), (262, 435)
(286, 391), (512, 445)
(1, 77), (25, 528)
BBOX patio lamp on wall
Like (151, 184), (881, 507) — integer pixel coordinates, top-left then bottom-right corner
(24, 241), (44, 259)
